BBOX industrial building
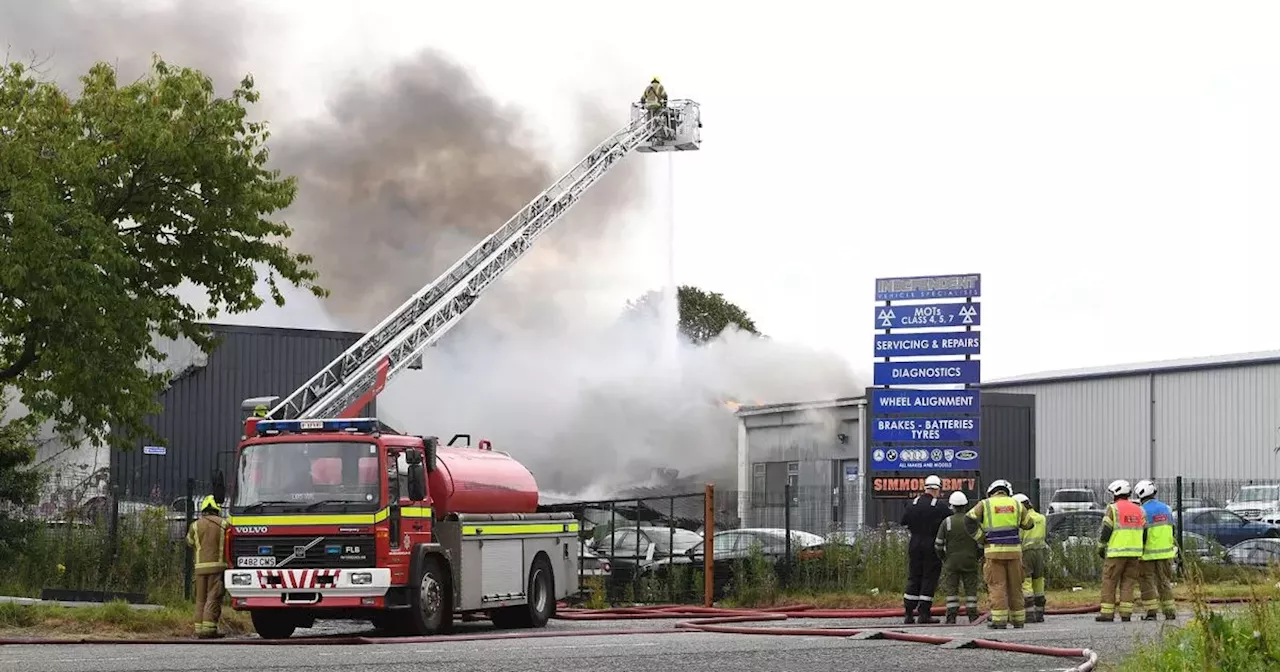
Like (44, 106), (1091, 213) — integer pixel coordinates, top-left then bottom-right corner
(981, 350), (1280, 483)
(26, 324), (368, 516)
(734, 349), (1280, 532)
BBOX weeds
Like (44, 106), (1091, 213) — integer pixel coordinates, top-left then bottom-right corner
(0, 508), (188, 605)
(0, 601), (250, 638)
(1114, 562), (1280, 671)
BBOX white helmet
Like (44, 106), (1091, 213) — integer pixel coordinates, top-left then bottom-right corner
(987, 479), (1013, 496)
(948, 491), (969, 507)
(924, 475), (942, 489)
(1108, 479), (1132, 498)
(1134, 480), (1157, 499)
(1013, 493), (1030, 506)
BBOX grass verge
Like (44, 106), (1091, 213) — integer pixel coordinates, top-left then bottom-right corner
(0, 601), (251, 639)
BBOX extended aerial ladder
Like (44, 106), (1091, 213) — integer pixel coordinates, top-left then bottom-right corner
(241, 98), (702, 431)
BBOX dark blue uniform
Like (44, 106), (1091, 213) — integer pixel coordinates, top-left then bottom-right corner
(901, 493), (952, 623)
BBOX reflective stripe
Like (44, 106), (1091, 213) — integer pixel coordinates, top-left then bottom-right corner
(461, 522), (580, 536)
(191, 516), (228, 571)
(228, 505), (433, 526)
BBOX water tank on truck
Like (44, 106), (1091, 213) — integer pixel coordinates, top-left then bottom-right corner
(400, 434), (540, 516)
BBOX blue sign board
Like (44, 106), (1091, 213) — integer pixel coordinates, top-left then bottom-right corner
(874, 361), (981, 386)
(874, 331), (981, 358)
(871, 446), (980, 472)
(872, 389), (980, 414)
(872, 416), (981, 443)
(874, 302), (980, 330)
(875, 274), (981, 302)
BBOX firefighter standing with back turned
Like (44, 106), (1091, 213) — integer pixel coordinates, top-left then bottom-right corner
(1013, 493), (1048, 622)
(934, 491), (982, 624)
(901, 475), (952, 623)
(1133, 479), (1178, 621)
(1096, 479), (1148, 622)
(965, 479), (1036, 629)
(186, 495), (229, 639)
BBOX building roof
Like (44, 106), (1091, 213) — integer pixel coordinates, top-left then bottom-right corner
(735, 396), (865, 417)
(983, 349), (1280, 387)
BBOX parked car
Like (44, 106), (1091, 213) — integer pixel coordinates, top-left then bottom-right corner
(1174, 507), (1280, 547)
(1047, 488), (1100, 514)
(1045, 510), (1105, 546)
(1226, 485), (1280, 521)
(645, 528), (832, 599)
(1179, 496), (1222, 511)
(1225, 538), (1280, 568)
(576, 541), (612, 579)
(591, 526), (704, 582)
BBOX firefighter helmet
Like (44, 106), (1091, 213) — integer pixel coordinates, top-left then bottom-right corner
(199, 495), (220, 513)
(1134, 480), (1157, 499)
(1013, 493), (1031, 506)
(948, 491), (968, 507)
(986, 479), (1013, 496)
(1107, 479), (1133, 498)
(924, 475), (942, 489)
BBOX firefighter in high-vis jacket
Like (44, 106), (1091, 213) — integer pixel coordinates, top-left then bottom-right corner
(186, 495), (229, 639)
(964, 479), (1036, 629)
(640, 77), (668, 116)
(1013, 493), (1048, 623)
(1096, 479), (1148, 622)
(1133, 479), (1178, 621)
(934, 491), (982, 624)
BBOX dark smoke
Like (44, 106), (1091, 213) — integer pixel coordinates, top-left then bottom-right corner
(271, 51), (649, 330)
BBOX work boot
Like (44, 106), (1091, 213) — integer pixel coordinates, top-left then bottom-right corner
(916, 601), (938, 624)
(988, 621), (1007, 630)
(1034, 596), (1047, 622)
(196, 631), (224, 640)
(903, 598), (917, 624)
(1095, 614), (1114, 622)
(1012, 621), (1025, 629)
(1120, 615), (1132, 622)
(1142, 611), (1158, 621)
(968, 610), (980, 623)
(1164, 611), (1177, 621)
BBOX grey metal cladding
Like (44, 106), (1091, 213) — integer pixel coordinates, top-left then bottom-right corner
(109, 323), (372, 503)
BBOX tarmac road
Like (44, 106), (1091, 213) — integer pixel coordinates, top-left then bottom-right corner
(0, 611), (1189, 672)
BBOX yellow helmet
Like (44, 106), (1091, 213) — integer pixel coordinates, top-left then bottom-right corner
(199, 495), (220, 513)
(652, 76), (660, 83)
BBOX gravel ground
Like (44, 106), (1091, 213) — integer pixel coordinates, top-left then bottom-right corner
(0, 608), (1193, 671)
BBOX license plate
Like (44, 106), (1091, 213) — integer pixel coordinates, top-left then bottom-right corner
(237, 556), (277, 568)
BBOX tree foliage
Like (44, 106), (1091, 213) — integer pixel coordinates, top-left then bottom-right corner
(0, 55), (325, 452)
(0, 396), (42, 560)
(623, 285), (760, 345)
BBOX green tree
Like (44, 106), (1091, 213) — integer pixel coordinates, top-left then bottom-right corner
(623, 285), (760, 345)
(0, 55), (325, 454)
(0, 395), (42, 561)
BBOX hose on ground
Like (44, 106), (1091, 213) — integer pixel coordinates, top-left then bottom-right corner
(1, 596), (1254, 671)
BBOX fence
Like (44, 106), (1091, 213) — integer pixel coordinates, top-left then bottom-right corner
(3, 478), (1277, 610)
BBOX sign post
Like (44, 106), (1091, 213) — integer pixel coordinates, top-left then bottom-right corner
(869, 273), (982, 500)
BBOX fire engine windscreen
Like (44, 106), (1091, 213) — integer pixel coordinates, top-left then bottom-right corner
(233, 442), (382, 513)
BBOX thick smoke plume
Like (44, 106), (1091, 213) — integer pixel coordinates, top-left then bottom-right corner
(2, 1), (863, 497)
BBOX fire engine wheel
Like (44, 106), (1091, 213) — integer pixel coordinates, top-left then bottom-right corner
(249, 610), (297, 640)
(405, 556), (452, 636)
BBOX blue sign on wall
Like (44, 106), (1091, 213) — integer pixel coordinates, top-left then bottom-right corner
(873, 361), (981, 386)
(874, 302), (980, 330)
(870, 446), (980, 472)
(874, 331), (981, 358)
(871, 389), (980, 414)
(871, 416), (981, 443)
(875, 274), (982, 302)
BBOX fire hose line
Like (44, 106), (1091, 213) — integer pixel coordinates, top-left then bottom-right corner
(0, 597), (1257, 671)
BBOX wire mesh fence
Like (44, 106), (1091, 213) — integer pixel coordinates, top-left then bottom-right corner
(4, 477), (1278, 609)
